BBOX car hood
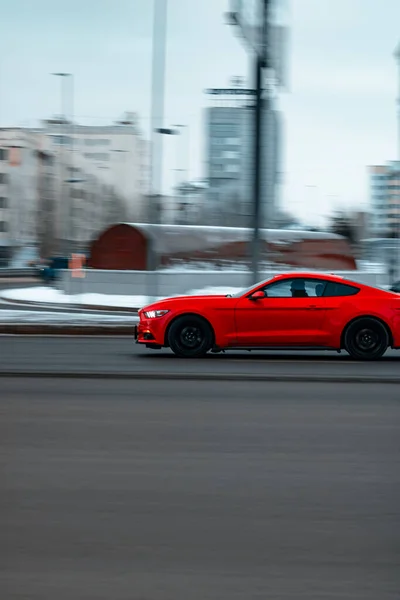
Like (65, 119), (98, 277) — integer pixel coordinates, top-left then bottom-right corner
(140, 294), (228, 312)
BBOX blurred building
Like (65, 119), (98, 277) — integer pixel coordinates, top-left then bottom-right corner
(205, 86), (281, 228)
(369, 162), (400, 237)
(0, 122), (144, 264)
(0, 129), (41, 265)
(173, 180), (208, 225)
(42, 112), (150, 223)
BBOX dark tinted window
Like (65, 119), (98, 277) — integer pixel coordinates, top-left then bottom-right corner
(262, 278), (327, 298)
(323, 281), (359, 297)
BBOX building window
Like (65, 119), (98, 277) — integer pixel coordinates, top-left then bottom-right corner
(84, 138), (110, 146)
(225, 163), (240, 173)
(0, 173), (7, 184)
(84, 153), (109, 161)
(0, 197), (7, 209)
(223, 150), (239, 159)
(52, 135), (72, 146)
(0, 221), (8, 232)
(0, 149), (8, 161)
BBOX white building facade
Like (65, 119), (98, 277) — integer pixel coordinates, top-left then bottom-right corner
(369, 162), (400, 237)
(0, 129), (41, 265)
(42, 113), (150, 224)
(0, 114), (151, 264)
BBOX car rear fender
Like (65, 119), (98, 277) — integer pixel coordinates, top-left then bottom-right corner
(164, 313), (216, 347)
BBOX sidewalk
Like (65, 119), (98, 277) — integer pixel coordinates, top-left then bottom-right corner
(0, 309), (137, 335)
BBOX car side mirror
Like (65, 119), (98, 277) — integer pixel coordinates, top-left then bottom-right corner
(249, 290), (265, 301)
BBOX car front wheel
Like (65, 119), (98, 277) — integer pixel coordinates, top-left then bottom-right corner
(344, 317), (389, 360)
(168, 315), (213, 358)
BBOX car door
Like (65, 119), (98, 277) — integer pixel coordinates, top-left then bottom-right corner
(234, 277), (328, 347)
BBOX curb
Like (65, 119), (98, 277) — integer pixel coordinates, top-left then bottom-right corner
(0, 325), (135, 335)
(0, 371), (399, 383)
(0, 294), (141, 314)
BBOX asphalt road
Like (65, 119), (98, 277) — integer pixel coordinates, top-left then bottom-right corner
(1, 378), (399, 600)
(1, 335), (400, 380)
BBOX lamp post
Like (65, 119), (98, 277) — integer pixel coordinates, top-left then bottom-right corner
(155, 127), (182, 224)
(172, 123), (190, 189)
(112, 149), (129, 221)
(394, 41), (400, 281)
(147, 0), (168, 301)
(52, 72), (74, 254)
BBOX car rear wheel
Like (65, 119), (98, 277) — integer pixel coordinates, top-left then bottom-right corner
(344, 318), (389, 360)
(168, 316), (213, 358)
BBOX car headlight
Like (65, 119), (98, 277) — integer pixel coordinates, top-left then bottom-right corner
(143, 309), (170, 319)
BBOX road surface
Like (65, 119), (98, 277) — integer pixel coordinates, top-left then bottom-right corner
(1, 378), (399, 599)
(0, 336), (399, 380)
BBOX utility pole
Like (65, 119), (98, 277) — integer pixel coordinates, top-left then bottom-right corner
(250, 0), (270, 284)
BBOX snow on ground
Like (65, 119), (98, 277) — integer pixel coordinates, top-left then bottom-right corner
(187, 287), (242, 296)
(1, 286), (243, 309)
(1, 287), (152, 309)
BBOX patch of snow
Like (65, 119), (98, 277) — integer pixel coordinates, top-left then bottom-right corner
(1, 287), (153, 309)
(1, 285), (247, 310)
(79, 293), (151, 308)
(187, 287), (243, 296)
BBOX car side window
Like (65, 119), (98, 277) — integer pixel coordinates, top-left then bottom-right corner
(262, 278), (327, 298)
(323, 282), (360, 297)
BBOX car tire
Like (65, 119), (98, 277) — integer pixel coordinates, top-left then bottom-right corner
(344, 317), (389, 360)
(168, 315), (213, 358)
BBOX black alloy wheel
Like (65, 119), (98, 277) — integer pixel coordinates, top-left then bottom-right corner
(168, 315), (213, 358)
(344, 317), (389, 360)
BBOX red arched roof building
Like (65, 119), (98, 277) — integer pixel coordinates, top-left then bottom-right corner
(88, 223), (357, 271)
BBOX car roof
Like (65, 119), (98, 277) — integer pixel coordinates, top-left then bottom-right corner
(268, 272), (392, 295)
(271, 272), (351, 282)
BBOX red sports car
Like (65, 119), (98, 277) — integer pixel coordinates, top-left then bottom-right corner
(134, 273), (400, 360)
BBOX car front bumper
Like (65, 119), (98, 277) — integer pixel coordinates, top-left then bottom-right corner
(134, 319), (166, 345)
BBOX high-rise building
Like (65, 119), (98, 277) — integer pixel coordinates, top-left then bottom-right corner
(205, 87), (281, 227)
(369, 162), (400, 238)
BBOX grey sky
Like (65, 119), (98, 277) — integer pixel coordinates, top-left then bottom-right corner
(0, 0), (399, 224)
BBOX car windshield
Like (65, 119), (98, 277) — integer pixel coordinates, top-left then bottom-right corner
(231, 277), (276, 298)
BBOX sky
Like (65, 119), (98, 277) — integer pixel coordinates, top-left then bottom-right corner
(0, 0), (399, 226)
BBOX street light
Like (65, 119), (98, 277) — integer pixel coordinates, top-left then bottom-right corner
(147, 0), (168, 301)
(52, 72), (74, 253)
(111, 149), (129, 221)
(394, 42), (400, 281)
(172, 123), (190, 191)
